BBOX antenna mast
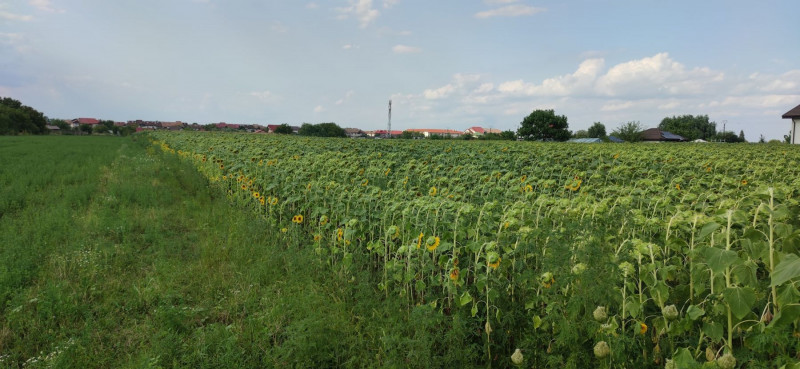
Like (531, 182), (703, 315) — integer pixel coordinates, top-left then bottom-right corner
(387, 100), (392, 138)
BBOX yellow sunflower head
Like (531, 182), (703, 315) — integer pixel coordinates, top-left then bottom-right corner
(429, 186), (437, 196)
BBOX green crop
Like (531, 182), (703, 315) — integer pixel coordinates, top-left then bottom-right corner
(149, 132), (800, 368)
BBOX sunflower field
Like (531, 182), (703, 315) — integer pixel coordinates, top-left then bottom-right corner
(147, 131), (800, 368)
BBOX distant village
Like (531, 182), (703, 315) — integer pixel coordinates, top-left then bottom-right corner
(51, 117), (507, 139)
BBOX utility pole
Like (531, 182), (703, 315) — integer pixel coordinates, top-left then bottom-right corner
(387, 100), (392, 138)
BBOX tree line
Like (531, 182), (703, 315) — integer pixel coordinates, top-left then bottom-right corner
(0, 97), (48, 135)
(517, 109), (752, 143)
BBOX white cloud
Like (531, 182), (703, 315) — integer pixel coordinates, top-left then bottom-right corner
(249, 90), (278, 102)
(383, 0), (399, 8)
(392, 44), (421, 54)
(423, 84), (455, 100)
(475, 5), (545, 18)
(0, 32), (22, 44)
(497, 58), (604, 96)
(474, 83), (494, 94)
(270, 21), (288, 33)
(595, 53), (724, 96)
(29, 0), (63, 13)
(484, 0), (520, 4)
(336, 90), (354, 105)
(342, 44), (359, 50)
(314, 105), (325, 113)
(337, 0), (380, 28)
(0, 10), (33, 21)
(601, 101), (634, 112)
(305, 2), (319, 9)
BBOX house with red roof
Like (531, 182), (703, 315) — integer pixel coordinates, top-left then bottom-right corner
(366, 130), (403, 138)
(464, 127), (502, 136)
(70, 118), (100, 129)
(405, 128), (463, 138)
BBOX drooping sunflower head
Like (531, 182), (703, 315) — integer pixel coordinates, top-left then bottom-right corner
(449, 267), (459, 281)
(320, 215), (328, 226)
(639, 322), (648, 335)
(416, 232), (424, 249)
(426, 236), (440, 251)
(487, 252), (501, 270)
(429, 186), (437, 196)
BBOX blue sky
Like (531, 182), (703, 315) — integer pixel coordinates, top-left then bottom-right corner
(1, 0), (799, 140)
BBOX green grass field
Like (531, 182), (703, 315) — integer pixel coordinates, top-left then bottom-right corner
(1, 136), (453, 368)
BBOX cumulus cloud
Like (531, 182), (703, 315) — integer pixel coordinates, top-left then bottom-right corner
(392, 44), (421, 54)
(595, 53), (724, 96)
(497, 58), (604, 96)
(475, 4), (545, 18)
(423, 84), (455, 100)
(337, 0), (380, 28)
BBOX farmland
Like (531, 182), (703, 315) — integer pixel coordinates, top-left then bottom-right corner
(2, 133), (800, 368)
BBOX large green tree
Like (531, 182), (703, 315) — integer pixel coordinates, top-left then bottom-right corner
(298, 122), (346, 138)
(517, 109), (570, 141)
(587, 122), (607, 138)
(274, 123), (293, 134)
(0, 97), (48, 135)
(658, 115), (716, 140)
(611, 121), (644, 142)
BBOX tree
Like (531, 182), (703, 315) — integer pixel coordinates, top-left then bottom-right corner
(274, 123), (293, 134)
(0, 97), (48, 135)
(658, 115), (716, 141)
(500, 130), (517, 140)
(298, 122), (346, 138)
(400, 130), (424, 139)
(713, 131), (743, 143)
(784, 132), (791, 144)
(573, 130), (589, 139)
(587, 122), (607, 138)
(79, 124), (93, 135)
(50, 119), (71, 131)
(517, 109), (570, 141)
(611, 121), (644, 142)
(738, 130), (745, 143)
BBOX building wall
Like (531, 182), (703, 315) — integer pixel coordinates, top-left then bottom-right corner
(793, 119), (800, 144)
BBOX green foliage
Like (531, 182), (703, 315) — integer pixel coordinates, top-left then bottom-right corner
(298, 122), (346, 137)
(517, 109), (571, 141)
(658, 115), (716, 140)
(274, 123), (293, 134)
(0, 97), (48, 135)
(500, 130), (517, 140)
(400, 130), (424, 139)
(573, 129), (589, 138)
(611, 121), (643, 142)
(587, 122), (607, 138)
(713, 131), (745, 143)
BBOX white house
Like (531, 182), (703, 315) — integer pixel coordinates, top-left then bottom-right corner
(783, 104), (800, 144)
